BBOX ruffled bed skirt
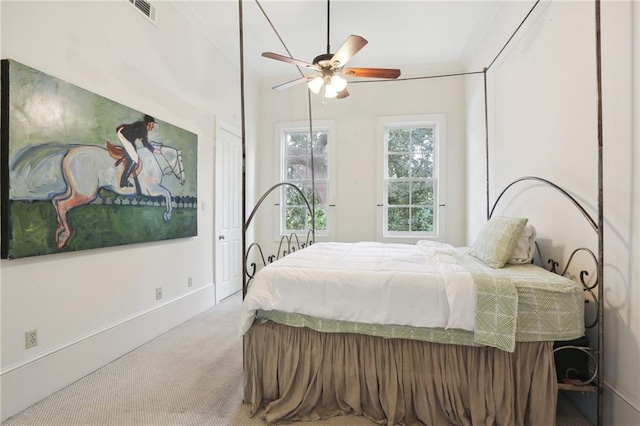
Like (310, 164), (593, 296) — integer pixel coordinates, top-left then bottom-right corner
(243, 321), (558, 425)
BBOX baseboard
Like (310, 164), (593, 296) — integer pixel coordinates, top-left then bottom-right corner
(604, 378), (640, 425)
(0, 284), (215, 422)
(564, 378), (640, 425)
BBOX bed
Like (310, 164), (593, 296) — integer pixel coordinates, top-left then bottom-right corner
(239, 217), (586, 425)
(236, 0), (605, 422)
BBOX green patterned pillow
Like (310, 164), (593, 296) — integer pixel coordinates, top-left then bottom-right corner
(469, 216), (528, 268)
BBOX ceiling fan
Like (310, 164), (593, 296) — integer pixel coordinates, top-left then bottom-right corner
(261, 0), (401, 100)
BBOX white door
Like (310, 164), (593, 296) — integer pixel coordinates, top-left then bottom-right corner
(215, 120), (242, 303)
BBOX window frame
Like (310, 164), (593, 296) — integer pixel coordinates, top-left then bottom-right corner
(376, 114), (447, 241)
(274, 120), (336, 240)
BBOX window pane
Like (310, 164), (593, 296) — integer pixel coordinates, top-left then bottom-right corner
(387, 181), (410, 205)
(285, 207), (308, 231)
(411, 206), (434, 232)
(387, 154), (411, 178)
(285, 185), (305, 206)
(314, 205), (327, 231)
(411, 181), (434, 205)
(311, 156), (328, 180)
(287, 132), (310, 150)
(311, 182), (328, 205)
(315, 133), (328, 153)
(286, 157), (309, 179)
(411, 155), (433, 178)
(285, 206), (327, 231)
(387, 128), (410, 152)
(388, 207), (410, 231)
(411, 127), (433, 153)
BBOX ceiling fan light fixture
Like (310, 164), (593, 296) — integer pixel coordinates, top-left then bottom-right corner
(307, 76), (324, 94)
(331, 75), (347, 91)
(324, 84), (338, 98)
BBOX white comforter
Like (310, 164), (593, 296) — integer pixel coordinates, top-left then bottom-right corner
(239, 241), (476, 335)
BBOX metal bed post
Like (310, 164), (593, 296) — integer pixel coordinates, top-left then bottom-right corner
(238, 0), (247, 299)
(594, 0), (604, 423)
(483, 67), (490, 220)
(484, 1), (605, 423)
(307, 90), (316, 241)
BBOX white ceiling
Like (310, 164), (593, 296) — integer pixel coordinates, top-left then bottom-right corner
(174, 1), (506, 81)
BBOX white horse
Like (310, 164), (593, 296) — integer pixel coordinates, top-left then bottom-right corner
(52, 142), (185, 249)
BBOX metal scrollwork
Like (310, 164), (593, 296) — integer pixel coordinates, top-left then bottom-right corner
(540, 248), (600, 387)
(243, 182), (315, 296)
(243, 232), (313, 289)
(244, 242), (268, 287)
(491, 176), (603, 394)
(561, 248), (599, 291)
(548, 248), (600, 330)
(553, 345), (599, 387)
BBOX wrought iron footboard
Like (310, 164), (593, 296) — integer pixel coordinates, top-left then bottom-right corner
(243, 182), (315, 297)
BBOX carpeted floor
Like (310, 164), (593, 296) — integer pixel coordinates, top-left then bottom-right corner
(2, 291), (592, 425)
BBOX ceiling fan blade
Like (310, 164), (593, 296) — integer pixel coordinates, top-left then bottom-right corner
(262, 52), (318, 70)
(343, 67), (401, 79)
(336, 88), (350, 99)
(272, 76), (311, 90)
(330, 35), (368, 67)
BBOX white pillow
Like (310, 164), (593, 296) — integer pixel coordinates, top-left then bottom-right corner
(507, 225), (537, 264)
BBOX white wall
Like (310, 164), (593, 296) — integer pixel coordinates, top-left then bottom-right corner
(465, 1), (639, 424)
(0, 1), (257, 421)
(254, 66), (468, 250)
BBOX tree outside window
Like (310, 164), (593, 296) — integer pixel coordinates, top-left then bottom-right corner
(384, 124), (438, 237)
(282, 129), (329, 234)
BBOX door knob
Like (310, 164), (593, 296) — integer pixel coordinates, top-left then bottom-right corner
(218, 235), (225, 240)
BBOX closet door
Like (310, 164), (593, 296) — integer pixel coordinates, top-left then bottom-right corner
(215, 121), (242, 303)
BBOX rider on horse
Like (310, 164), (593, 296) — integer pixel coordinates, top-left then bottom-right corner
(116, 114), (158, 188)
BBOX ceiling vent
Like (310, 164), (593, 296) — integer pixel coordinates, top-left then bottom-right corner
(128, 0), (157, 24)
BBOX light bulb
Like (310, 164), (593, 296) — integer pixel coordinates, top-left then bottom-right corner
(307, 76), (324, 94)
(331, 75), (347, 91)
(324, 84), (338, 98)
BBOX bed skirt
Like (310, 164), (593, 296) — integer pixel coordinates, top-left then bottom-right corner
(243, 321), (558, 425)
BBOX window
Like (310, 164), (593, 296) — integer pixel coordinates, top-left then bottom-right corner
(277, 121), (333, 237)
(378, 115), (446, 239)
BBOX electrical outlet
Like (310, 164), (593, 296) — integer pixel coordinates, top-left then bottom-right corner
(25, 330), (38, 349)
(156, 287), (163, 300)
(188, 277), (193, 287)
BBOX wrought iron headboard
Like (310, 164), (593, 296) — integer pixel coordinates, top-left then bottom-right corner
(489, 176), (602, 390)
(489, 176), (597, 232)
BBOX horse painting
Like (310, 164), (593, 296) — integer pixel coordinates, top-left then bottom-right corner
(51, 142), (185, 249)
